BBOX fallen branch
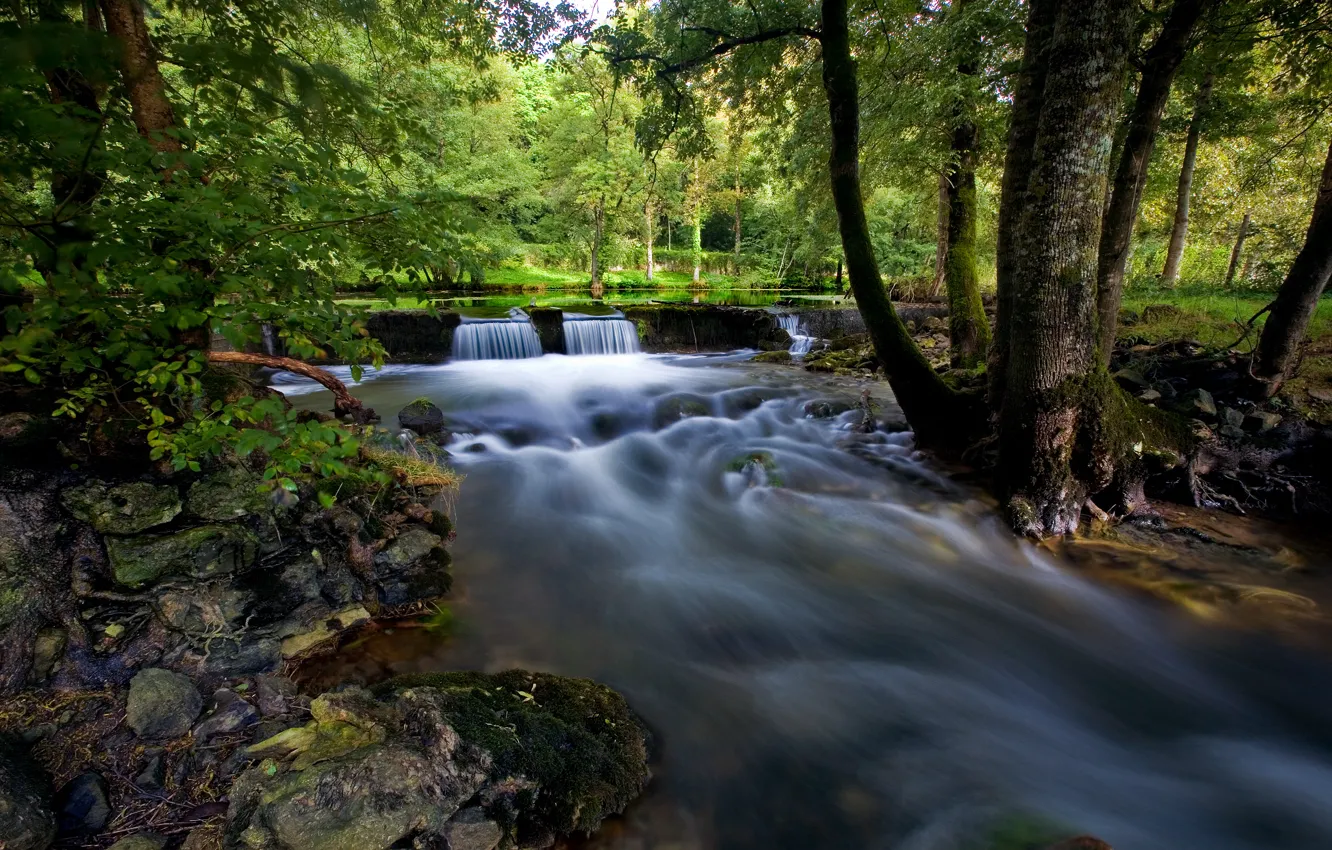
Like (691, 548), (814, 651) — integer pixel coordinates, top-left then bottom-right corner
(207, 350), (376, 423)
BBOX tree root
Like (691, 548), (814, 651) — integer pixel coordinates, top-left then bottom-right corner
(206, 351), (376, 423)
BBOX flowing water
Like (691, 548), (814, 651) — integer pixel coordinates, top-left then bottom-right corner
(276, 354), (1332, 850)
(453, 317), (544, 360)
(777, 313), (815, 357)
(564, 316), (641, 355)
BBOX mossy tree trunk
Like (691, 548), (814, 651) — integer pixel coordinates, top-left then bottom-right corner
(1252, 137), (1332, 396)
(819, 0), (983, 446)
(1093, 0), (1211, 364)
(943, 0), (990, 369)
(931, 173), (948, 297)
(989, 0), (1058, 410)
(997, 0), (1141, 536)
(1161, 72), (1213, 286)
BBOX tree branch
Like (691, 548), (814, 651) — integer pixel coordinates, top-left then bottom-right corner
(610, 25), (820, 76)
(207, 350), (376, 422)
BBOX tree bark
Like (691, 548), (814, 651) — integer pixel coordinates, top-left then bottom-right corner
(691, 158), (703, 283)
(1252, 138), (1332, 396)
(207, 351), (375, 422)
(590, 195), (605, 285)
(999, 0), (1138, 536)
(819, 0), (981, 446)
(644, 197), (655, 283)
(1094, 0), (1212, 363)
(990, 0), (1059, 410)
(1223, 211), (1250, 287)
(733, 170), (743, 276)
(943, 0), (990, 369)
(931, 173), (949, 297)
(99, 0), (181, 156)
(1161, 72), (1214, 286)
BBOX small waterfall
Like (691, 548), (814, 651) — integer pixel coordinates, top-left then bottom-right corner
(453, 319), (543, 360)
(563, 317), (641, 355)
(777, 314), (814, 357)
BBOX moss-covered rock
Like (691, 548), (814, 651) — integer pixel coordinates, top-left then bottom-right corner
(753, 350), (793, 363)
(226, 674), (648, 850)
(107, 525), (259, 587)
(396, 398), (446, 436)
(63, 480), (182, 535)
(185, 468), (267, 521)
(652, 393), (712, 428)
(379, 670), (651, 839)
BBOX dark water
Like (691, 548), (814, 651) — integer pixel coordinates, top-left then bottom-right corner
(276, 355), (1332, 850)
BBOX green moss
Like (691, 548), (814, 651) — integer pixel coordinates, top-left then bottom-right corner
(725, 451), (784, 486)
(377, 670), (650, 836)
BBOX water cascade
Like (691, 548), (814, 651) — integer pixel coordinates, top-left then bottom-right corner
(452, 317), (543, 360)
(277, 357), (1332, 850)
(777, 313), (815, 357)
(563, 316), (641, 355)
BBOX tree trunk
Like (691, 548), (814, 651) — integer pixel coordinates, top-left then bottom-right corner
(1252, 138), (1332, 396)
(691, 159), (703, 283)
(644, 198), (654, 284)
(208, 351), (374, 422)
(999, 0), (1139, 536)
(943, 0), (990, 369)
(818, 0), (981, 446)
(1223, 211), (1250, 287)
(590, 195), (605, 285)
(835, 259), (843, 290)
(931, 173), (949, 297)
(733, 177), (743, 276)
(99, 0), (181, 157)
(989, 0), (1059, 409)
(1094, 0), (1212, 363)
(32, 0), (105, 276)
(1161, 72), (1214, 286)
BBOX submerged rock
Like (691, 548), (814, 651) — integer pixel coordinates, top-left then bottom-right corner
(62, 480), (182, 535)
(0, 739), (56, 850)
(127, 668), (203, 740)
(225, 671), (650, 850)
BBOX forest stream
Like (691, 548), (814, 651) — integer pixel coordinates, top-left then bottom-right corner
(276, 353), (1332, 850)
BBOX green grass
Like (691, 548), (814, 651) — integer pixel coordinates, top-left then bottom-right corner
(484, 265), (739, 288)
(1120, 285), (1332, 351)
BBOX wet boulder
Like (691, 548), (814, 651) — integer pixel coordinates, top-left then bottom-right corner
(373, 526), (450, 606)
(127, 668), (203, 740)
(397, 398), (446, 437)
(0, 739), (56, 850)
(107, 525), (258, 587)
(225, 671), (650, 850)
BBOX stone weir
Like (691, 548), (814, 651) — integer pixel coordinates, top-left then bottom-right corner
(321, 303), (960, 361)
(618, 303), (790, 353)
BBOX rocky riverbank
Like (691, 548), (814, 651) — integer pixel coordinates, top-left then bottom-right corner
(0, 393), (651, 849)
